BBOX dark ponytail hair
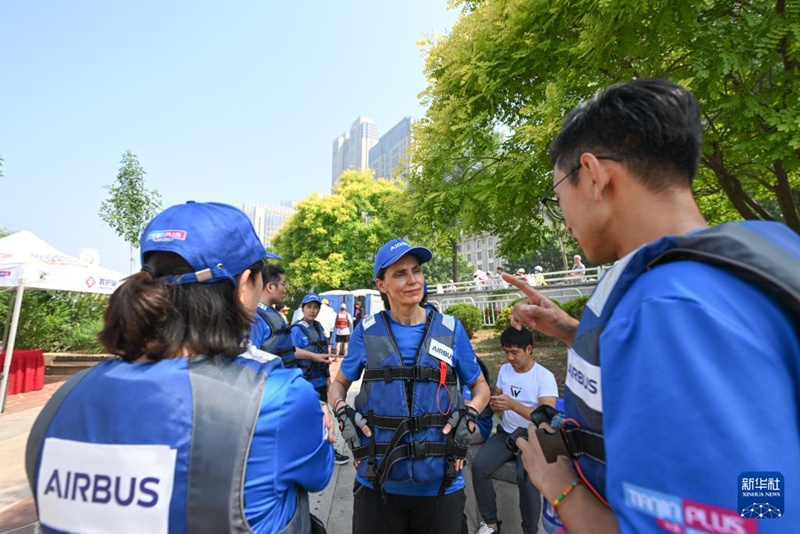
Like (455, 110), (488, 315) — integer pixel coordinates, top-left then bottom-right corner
(375, 267), (391, 311)
(98, 252), (262, 362)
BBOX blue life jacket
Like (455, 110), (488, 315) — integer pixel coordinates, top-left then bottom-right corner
(24, 355), (313, 534)
(292, 319), (330, 389)
(352, 310), (465, 495)
(566, 221), (800, 498)
(257, 303), (297, 368)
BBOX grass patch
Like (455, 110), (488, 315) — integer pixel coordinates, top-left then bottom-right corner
(470, 328), (568, 397)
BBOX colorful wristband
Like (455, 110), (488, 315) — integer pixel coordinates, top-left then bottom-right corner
(552, 480), (582, 510)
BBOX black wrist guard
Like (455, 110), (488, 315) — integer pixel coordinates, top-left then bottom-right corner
(530, 404), (558, 428)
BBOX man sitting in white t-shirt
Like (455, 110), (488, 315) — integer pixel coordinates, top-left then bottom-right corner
(472, 328), (558, 534)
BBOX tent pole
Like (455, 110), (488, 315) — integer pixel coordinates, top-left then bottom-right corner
(0, 271), (26, 414)
(2, 289), (14, 352)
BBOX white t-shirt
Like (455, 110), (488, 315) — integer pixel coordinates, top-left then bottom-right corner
(497, 362), (558, 433)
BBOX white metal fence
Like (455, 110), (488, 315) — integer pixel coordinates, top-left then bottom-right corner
(427, 267), (601, 327)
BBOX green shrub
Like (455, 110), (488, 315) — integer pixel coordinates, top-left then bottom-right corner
(2, 291), (107, 352)
(61, 318), (105, 353)
(493, 296), (589, 343)
(445, 303), (483, 339)
(494, 297), (528, 333)
(560, 296), (589, 320)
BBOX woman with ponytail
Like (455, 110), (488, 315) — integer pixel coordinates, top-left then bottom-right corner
(26, 201), (334, 534)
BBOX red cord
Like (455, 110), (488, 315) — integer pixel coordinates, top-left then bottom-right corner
(436, 361), (452, 414)
(561, 417), (611, 509)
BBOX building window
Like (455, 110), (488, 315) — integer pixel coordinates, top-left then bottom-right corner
(466, 242), (472, 251)
(489, 237), (494, 246)
(467, 253), (472, 263)
(477, 251), (483, 261)
(488, 249), (494, 260)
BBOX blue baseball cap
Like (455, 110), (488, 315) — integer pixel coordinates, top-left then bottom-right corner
(373, 238), (432, 278)
(301, 293), (322, 306)
(140, 201), (281, 285)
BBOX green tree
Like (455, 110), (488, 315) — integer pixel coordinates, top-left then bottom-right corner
(423, 249), (474, 285)
(411, 0), (800, 260)
(402, 133), (509, 280)
(99, 150), (162, 272)
(271, 170), (407, 301)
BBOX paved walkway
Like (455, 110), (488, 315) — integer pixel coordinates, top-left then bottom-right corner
(0, 361), (534, 534)
(0, 363), (359, 534)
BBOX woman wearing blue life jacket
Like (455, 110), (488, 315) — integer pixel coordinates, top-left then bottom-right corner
(25, 201), (334, 534)
(329, 238), (490, 534)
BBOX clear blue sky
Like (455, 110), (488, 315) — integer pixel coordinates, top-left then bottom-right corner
(0, 1), (458, 274)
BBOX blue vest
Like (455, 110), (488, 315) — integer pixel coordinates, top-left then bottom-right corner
(257, 304), (297, 368)
(353, 310), (463, 491)
(24, 355), (312, 534)
(292, 319), (330, 389)
(567, 221), (800, 497)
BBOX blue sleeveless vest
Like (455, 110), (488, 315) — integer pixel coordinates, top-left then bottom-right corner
(352, 310), (463, 490)
(566, 221), (800, 498)
(257, 304), (297, 368)
(292, 319), (330, 390)
(24, 355), (312, 534)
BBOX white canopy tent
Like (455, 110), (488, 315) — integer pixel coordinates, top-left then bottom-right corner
(0, 231), (127, 413)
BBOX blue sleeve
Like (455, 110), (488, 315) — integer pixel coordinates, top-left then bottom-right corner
(290, 325), (309, 349)
(340, 322), (366, 382)
(602, 264), (800, 533)
(452, 320), (481, 387)
(248, 316), (267, 348)
(243, 368), (334, 531)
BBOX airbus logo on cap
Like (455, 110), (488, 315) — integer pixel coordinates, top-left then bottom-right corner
(389, 241), (409, 251)
(147, 230), (187, 242)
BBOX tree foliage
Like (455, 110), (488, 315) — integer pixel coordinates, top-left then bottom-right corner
(0, 291), (108, 353)
(271, 170), (408, 299)
(411, 0), (800, 259)
(99, 150), (162, 265)
(424, 248), (474, 285)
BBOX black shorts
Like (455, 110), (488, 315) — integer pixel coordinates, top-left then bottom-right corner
(352, 481), (465, 534)
(336, 334), (350, 343)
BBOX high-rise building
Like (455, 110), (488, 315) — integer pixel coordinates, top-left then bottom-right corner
(458, 232), (506, 273)
(369, 117), (412, 180)
(243, 201), (295, 251)
(331, 116), (379, 187)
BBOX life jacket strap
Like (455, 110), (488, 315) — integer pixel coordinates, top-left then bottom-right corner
(362, 365), (457, 385)
(562, 426), (606, 464)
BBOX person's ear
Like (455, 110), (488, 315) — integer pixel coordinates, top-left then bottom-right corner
(237, 268), (260, 308)
(375, 278), (386, 293)
(581, 153), (613, 200)
(525, 344), (534, 356)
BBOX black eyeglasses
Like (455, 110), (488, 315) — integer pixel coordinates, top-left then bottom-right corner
(538, 154), (624, 221)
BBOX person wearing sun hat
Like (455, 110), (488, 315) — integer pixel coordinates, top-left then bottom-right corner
(329, 238), (491, 533)
(26, 201), (334, 534)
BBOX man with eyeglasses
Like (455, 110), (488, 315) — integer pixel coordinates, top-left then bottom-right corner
(504, 78), (800, 533)
(247, 264), (298, 368)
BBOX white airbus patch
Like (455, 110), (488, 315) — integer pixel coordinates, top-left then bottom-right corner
(428, 339), (453, 366)
(37, 438), (176, 534)
(362, 315), (376, 330)
(565, 349), (603, 413)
